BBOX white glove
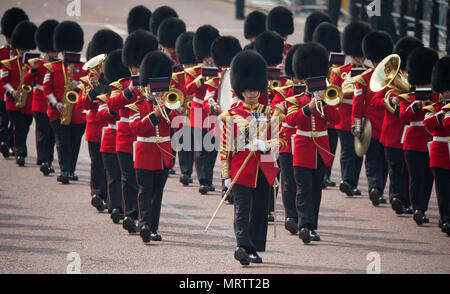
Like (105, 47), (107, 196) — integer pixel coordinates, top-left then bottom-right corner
(224, 178), (231, 188)
(252, 139), (270, 152)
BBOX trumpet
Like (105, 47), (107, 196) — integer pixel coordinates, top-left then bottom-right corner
(142, 86), (184, 124)
(315, 84), (343, 117)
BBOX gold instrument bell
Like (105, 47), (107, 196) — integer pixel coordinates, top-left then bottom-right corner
(81, 53), (106, 90)
(370, 54), (411, 114)
(163, 88), (184, 110)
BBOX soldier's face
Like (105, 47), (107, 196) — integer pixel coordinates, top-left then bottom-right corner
(243, 90), (260, 104)
(129, 66), (140, 75)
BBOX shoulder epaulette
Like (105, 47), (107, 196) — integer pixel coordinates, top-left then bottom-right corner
(185, 65), (201, 78)
(286, 95), (301, 106)
(284, 79), (294, 87)
(109, 80), (124, 91)
(172, 71), (185, 84)
(354, 74), (366, 87)
(79, 76), (89, 86)
(125, 102), (140, 113)
(43, 60), (59, 72)
(205, 77), (219, 89)
(273, 86), (288, 99)
(97, 94), (108, 103)
(399, 92), (413, 103)
(1, 56), (17, 70)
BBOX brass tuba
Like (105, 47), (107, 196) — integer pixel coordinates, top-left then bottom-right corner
(60, 63), (79, 126)
(15, 60), (32, 108)
(370, 54), (411, 114)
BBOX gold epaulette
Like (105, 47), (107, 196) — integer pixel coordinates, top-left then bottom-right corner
(109, 79), (124, 91)
(172, 71), (184, 84)
(273, 85), (291, 99)
(284, 79), (294, 87)
(79, 76), (89, 85)
(330, 66), (342, 80)
(204, 77), (219, 89)
(77, 83), (85, 91)
(218, 104), (240, 123)
(286, 95), (300, 106)
(185, 65), (201, 79)
(97, 94), (108, 103)
(125, 102), (140, 113)
(399, 92), (413, 103)
(1, 56), (17, 70)
(43, 60), (59, 72)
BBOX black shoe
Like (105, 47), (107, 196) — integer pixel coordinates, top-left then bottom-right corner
(49, 164), (55, 173)
(140, 225), (151, 243)
(442, 223), (450, 236)
(69, 173), (78, 181)
(413, 210), (425, 226)
(57, 173), (69, 184)
(323, 177), (336, 188)
(199, 185), (208, 195)
(402, 207), (413, 214)
(168, 168), (175, 175)
(221, 187), (233, 204)
(285, 218), (298, 235)
(248, 253), (262, 264)
(234, 247), (250, 265)
(208, 184), (215, 192)
(0, 142), (9, 158)
(91, 195), (105, 211)
(8, 148), (14, 157)
(110, 209), (120, 224)
(180, 174), (190, 186)
(423, 215), (429, 224)
(310, 230), (321, 242)
(189, 177), (193, 183)
(378, 195), (387, 204)
(151, 231), (162, 241)
(339, 181), (353, 196)
(391, 198), (403, 214)
(369, 188), (380, 206)
(36, 159), (43, 166)
(123, 217), (138, 234)
(299, 228), (311, 244)
(16, 156), (25, 166)
(352, 188), (361, 196)
(40, 162), (50, 176)
(267, 213), (274, 222)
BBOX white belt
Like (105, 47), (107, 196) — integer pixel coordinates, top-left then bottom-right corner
(296, 130), (328, 138)
(282, 122), (295, 129)
(137, 136), (170, 143)
(433, 136), (450, 142)
(108, 123), (117, 130)
(34, 84), (43, 91)
(410, 121), (424, 127)
(192, 97), (204, 104)
(120, 117), (130, 123)
(342, 98), (353, 105)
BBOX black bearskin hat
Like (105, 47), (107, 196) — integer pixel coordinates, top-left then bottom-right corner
(362, 31), (393, 63)
(254, 31), (284, 66)
(284, 44), (302, 78)
(11, 21), (37, 51)
(193, 25), (220, 61)
(394, 36), (424, 70)
(267, 6), (294, 37)
(104, 49), (130, 84)
(127, 5), (152, 34)
(86, 41), (93, 60)
(140, 51), (174, 86)
(244, 10), (266, 40)
(89, 29), (123, 58)
(342, 21), (372, 57)
(312, 22), (341, 53)
(158, 17), (186, 49)
(304, 11), (331, 42)
(175, 32), (197, 65)
(149, 6), (178, 35)
(54, 21), (84, 52)
(122, 29), (158, 67)
(407, 47), (439, 86)
(1, 7), (28, 39)
(293, 42), (329, 80)
(35, 19), (59, 53)
(231, 50), (267, 99)
(211, 36), (242, 67)
(432, 57), (450, 93)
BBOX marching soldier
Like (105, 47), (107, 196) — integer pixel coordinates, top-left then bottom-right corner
(220, 50), (285, 265)
(424, 57), (450, 236)
(267, 6), (294, 69)
(43, 21), (87, 184)
(127, 5), (152, 34)
(96, 48), (129, 224)
(174, 32), (197, 186)
(371, 36), (423, 215)
(157, 17), (186, 64)
(128, 51), (177, 243)
(24, 19), (58, 175)
(0, 7), (28, 159)
(1, 21), (36, 166)
(304, 11), (331, 42)
(243, 10), (266, 50)
(399, 47), (439, 226)
(285, 42), (340, 244)
(312, 22), (342, 188)
(185, 25), (220, 195)
(352, 31), (393, 206)
(106, 29), (158, 233)
(79, 29), (123, 211)
(330, 21), (371, 197)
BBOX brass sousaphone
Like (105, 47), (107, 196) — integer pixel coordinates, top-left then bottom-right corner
(370, 54), (411, 114)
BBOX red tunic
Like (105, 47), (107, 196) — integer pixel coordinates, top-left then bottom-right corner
(399, 90), (440, 152)
(97, 94), (120, 153)
(443, 111), (450, 131)
(1, 56), (33, 114)
(129, 98), (178, 170)
(271, 86), (295, 154)
(0, 46), (17, 102)
(259, 76), (291, 106)
(285, 93), (340, 169)
(23, 60), (51, 114)
(330, 64), (353, 131)
(42, 60), (87, 123)
(219, 103), (285, 188)
(423, 104), (450, 170)
(185, 65), (208, 129)
(352, 68), (384, 140)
